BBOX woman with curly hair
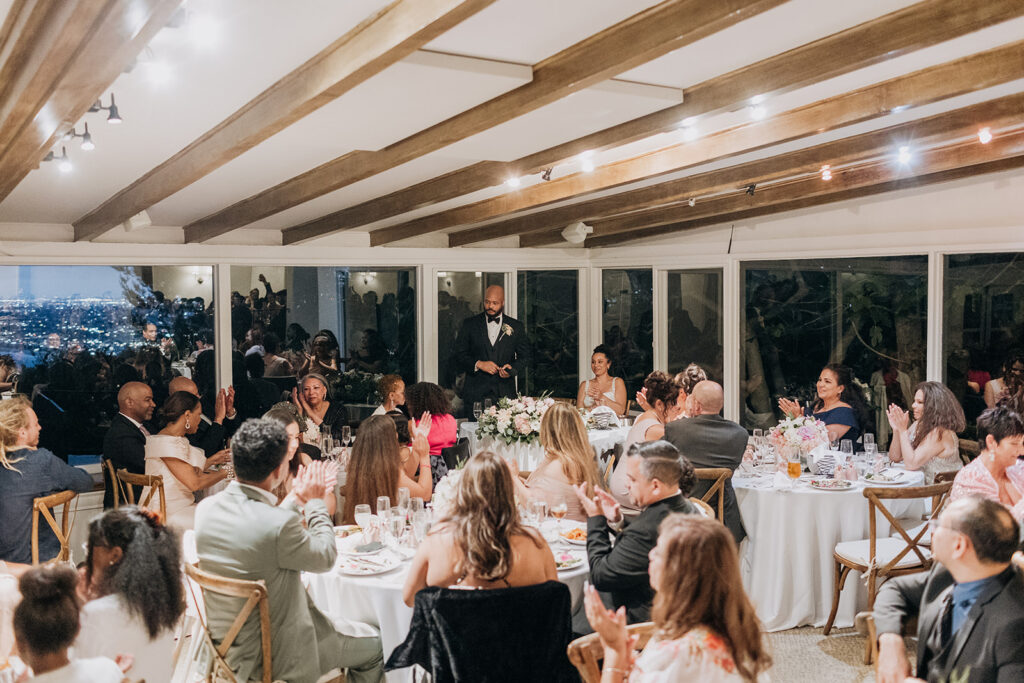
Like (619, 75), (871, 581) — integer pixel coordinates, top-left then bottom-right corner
(585, 515), (771, 682)
(779, 364), (872, 445)
(405, 382), (457, 486)
(76, 507), (185, 682)
(886, 381), (966, 484)
(401, 451), (556, 606)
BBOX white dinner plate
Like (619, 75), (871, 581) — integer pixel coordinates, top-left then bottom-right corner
(338, 535), (386, 556)
(808, 479), (853, 491)
(338, 554), (401, 576)
(860, 474), (910, 486)
(560, 531), (587, 545)
(555, 552), (584, 572)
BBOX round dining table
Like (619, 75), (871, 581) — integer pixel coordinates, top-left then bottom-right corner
(305, 520), (590, 683)
(733, 466), (926, 632)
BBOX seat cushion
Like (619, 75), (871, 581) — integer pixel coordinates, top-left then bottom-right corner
(835, 537), (931, 568)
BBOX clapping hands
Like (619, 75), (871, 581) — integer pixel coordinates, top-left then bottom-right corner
(583, 584), (636, 661)
(778, 397), (802, 419)
(292, 461), (329, 504)
(886, 404), (910, 432)
(573, 483), (621, 523)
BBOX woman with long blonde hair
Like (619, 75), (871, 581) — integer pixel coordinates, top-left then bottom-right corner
(341, 414), (432, 524)
(586, 515), (771, 682)
(506, 402), (601, 522)
(402, 451), (555, 606)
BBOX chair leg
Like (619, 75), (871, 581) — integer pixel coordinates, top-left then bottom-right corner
(864, 614), (878, 665)
(823, 562), (851, 636)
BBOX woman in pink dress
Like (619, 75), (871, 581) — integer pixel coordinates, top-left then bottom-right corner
(406, 382), (457, 486)
(950, 405), (1024, 522)
(585, 515), (771, 682)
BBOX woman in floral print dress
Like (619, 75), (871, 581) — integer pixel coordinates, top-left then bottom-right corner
(585, 515), (772, 682)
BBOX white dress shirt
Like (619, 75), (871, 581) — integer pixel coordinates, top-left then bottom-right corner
(486, 313), (502, 346)
(119, 412), (149, 436)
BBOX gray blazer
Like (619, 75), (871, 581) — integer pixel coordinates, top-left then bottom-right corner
(662, 414), (748, 543)
(874, 564), (1024, 682)
(194, 482), (341, 683)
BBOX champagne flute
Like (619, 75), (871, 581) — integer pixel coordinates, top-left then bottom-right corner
(530, 500), (548, 531)
(864, 433), (875, 448)
(389, 506), (404, 546)
(410, 497), (424, 516)
(397, 487), (410, 522)
(354, 504), (372, 542)
(551, 497), (568, 535)
(341, 425), (352, 448)
(840, 439), (854, 464)
(473, 401), (482, 420)
(483, 398), (492, 411)
(376, 496), (391, 523)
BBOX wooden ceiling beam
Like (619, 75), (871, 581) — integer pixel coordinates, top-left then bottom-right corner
(0, 0), (185, 203)
(575, 128), (1024, 248)
(71, 0), (498, 241)
(184, 0), (787, 243)
(363, 0), (1024, 246)
(448, 40), (1024, 246)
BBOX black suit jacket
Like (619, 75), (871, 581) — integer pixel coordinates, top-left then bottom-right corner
(189, 416), (227, 458)
(874, 564), (1024, 682)
(452, 313), (531, 412)
(663, 414), (749, 544)
(102, 413), (146, 509)
(586, 495), (697, 624)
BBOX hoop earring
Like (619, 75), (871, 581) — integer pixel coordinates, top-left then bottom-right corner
(185, 418), (191, 430)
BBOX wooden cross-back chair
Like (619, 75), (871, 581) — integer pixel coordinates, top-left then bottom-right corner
(116, 469), (167, 520)
(567, 622), (656, 683)
(689, 497), (715, 518)
(823, 482), (953, 639)
(693, 468), (731, 521)
(31, 490), (77, 565)
(104, 459), (122, 508)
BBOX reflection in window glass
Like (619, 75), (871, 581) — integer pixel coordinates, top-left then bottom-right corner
(601, 269), (653, 396)
(740, 257), (928, 445)
(517, 270), (579, 398)
(667, 269), (723, 382)
(0, 265), (214, 458)
(230, 266), (416, 418)
(943, 253), (1024, 433)
(437, 271), (504, 410)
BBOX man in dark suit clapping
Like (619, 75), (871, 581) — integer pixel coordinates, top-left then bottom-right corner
(102, 381), (155, 508)
(874, 496), (1024, 683)
(452, 285), (530, 414)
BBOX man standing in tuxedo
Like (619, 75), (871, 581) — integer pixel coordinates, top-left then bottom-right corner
(452, 285), (531, 415)
(874, 496), (1024, 683)
(102, 381), (155, 508)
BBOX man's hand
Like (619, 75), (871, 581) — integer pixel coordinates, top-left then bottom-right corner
(573, 483), (600, 518)
(292, 462), (327, 504)
(876, 633), (912, 683)
(258, 273), (267, 283)
(593, 486), (622, 524)
(225, 386), (236, 419)
(476, 360), (499, 375)
(498, 364), (512, 378)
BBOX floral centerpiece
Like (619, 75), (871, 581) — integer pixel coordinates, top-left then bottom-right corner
(768, 415), (829, 465)
(431, 468), (463, 520)
(475, 395), (555, 445)
(331, 369), (382, 404)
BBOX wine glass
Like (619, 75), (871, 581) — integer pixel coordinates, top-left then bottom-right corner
(397, 487), (410, 522)
(410, 497), (424, 517)
(376, 496), (391, 523)
(411, 510), (430, 545)
(483, 398), (492, 411)
(389, 507), (404, 546)
(353, 504), (372, 542)
(321, 434), (334, 461)
(551, 497), (568, 534)
(341, 425), (352, 448)
(864, 433), (875, 448)
(840, 439), (854, 463)
(530, 500), (548, 531)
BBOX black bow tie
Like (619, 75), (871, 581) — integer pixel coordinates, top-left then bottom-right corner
(487, 314), (501, 324)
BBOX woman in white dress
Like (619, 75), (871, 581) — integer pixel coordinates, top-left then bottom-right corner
(576, 345), (627, 415)
(886, 381), (965, 484)
(13, 565), (125, 682)
(585, 515), (771, 682)
(76, 507), (185, 683)
(145, 391), (228, 529)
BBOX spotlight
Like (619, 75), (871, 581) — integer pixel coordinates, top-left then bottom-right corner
(820, 165), (832, 181)
(80, 122), (94, 151)
(89, 93), (123, 124)
(688, 198), (696, 207)
(57, 147), (72, 173)
(897, 146), (912, 165)
(745, 184), (756, 196)
(541, 168), (553, 181)
(561, 221), (593, 244)
(505, 177), (521, 189)
(978, 127), (993, 144)
(749, 105), (767, 121)
(678, 117), (699, 142)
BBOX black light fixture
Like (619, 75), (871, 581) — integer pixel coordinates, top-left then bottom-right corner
(42, 146), (72, 172)
(541, 167), (553, 181)
(746, 183), (757, 196)
(89, 93), (123, 124)
(64, 122), (95, 150)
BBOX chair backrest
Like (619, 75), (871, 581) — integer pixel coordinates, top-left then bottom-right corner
(440, 436), (471, 470)
(933, 470), (958, 485)
(689, 497), (714, 518)
(693, 467), (731, 520)
(184, 562), (272, 683)
(863, 481), (953, 575)
(116, 469), (167, 520)
(31, 490), (77, 565)
(104, 459), (122, 508)
(601, 448), (617, 487)
(567, 622), (656, 683)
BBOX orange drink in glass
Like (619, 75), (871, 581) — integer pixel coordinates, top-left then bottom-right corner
(787, 459), (801, 479)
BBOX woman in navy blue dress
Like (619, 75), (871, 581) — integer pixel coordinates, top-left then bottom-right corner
(778, 364), (871, 445)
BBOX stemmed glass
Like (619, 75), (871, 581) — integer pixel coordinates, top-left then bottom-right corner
(550, 497), (568, 535)
(530, 500), (548, 531)
(483, 398), (492, 411)
(341, 425), (352, 450)
(376, 496), (391, 523)
(397, 487), (410, 522)
(354, 504), (372, 542)
(388, 506), (404, 547)
(473, 402), (482, 421)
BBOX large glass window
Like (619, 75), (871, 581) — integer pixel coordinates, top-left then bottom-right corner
(517, 270), (579, 398)
(944, 253), (1024, 433)
(740, 257), (928, 445)
(0, 265), (214, 458)
(437, 271), (504, 410)
(667, 269), (723, 382)
(601, 269), (653, 396)
(230, 266), (416, 413)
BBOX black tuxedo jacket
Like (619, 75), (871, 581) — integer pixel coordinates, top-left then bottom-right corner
(102, 413), (146, 509)
(663, 414), (749, 544)
(874, 564), (1024, 682)
(452, 312), (530, 411)
(586, 495), (697, 624)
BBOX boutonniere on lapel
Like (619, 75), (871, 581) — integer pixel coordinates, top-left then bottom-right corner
(502, 323), (513, 337)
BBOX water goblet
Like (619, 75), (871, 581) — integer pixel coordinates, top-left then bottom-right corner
(864, 433), (875, 448)
(376, 496), (391, 522)
(389, 507), (404, 546)
(341, 425), (352, 448)
(353, 504), (372, 542)
(397, 487), (410, 521)
(840, 440), (854, 463)
(412, 510), (430, 544)
(483, 398), (492, 411)
(530, 500), (548, 532)
(410, 497), (425, 516)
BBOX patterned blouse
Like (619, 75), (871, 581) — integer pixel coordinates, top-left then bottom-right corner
(950, 457), (1024, 522)
(630, 627), (769, 682)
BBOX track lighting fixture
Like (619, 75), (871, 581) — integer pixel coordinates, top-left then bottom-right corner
(746, 184), (757, 196)
(42, 146), (72, 172)
(541, 168), (553, 181)
(688, 198), (696, 207)
(64, 123), (95, 150)
(978, 127), (992, 144)
(89, 93), (123, 124)
(820, 165), (832, 181)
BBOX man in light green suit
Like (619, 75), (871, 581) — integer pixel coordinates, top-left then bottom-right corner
(195, 419), (384, 682)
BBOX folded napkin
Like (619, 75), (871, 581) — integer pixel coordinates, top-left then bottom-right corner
(588, 406), (620, 428)
(773, 471), (795, 490)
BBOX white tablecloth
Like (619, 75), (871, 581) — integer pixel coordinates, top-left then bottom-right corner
(734, 469), (926, 631)
(306, 522), (589, 683)
(459, 422), (628, 470)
